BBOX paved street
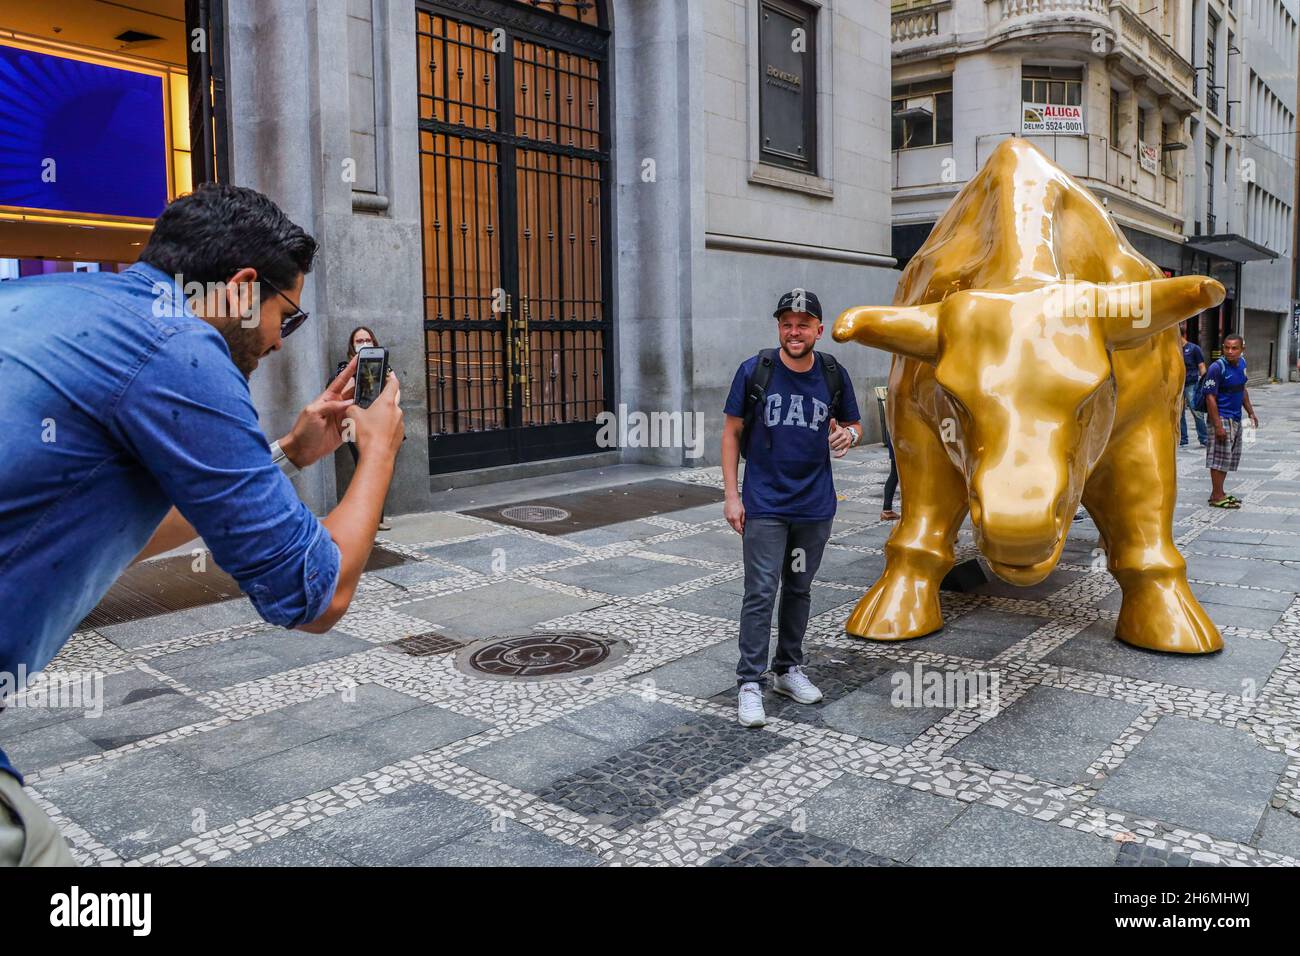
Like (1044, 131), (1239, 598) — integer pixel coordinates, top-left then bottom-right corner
(5, 384), (1299, 867)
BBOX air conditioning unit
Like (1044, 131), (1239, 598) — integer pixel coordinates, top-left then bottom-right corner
(895, 95), (935, 120)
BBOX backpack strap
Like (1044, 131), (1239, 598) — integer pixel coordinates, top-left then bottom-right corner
(1216, 357), (1245, 393)
(818, 352), (844, 422)
(739, 350), (778, 458)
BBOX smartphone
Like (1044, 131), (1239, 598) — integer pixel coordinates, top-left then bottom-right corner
(354, 347), (389, 409)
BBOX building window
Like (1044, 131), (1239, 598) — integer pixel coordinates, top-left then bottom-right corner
(758, 0), (817, 173)
(1110, 88), (1122, 146)
(1206, 10), (1220, 115)
(1161, 122), (1179, 178)
(1206, 131), (1218, 233)
(1020, 65), (1084, 135)
(891, 79), (952, 150)
(1021, 65), (1083, 106)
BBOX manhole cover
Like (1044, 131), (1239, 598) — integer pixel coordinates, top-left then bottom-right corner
(385, 632), (462, 657)
(498, 504), (571, 523)
(457, 632), (630, 681)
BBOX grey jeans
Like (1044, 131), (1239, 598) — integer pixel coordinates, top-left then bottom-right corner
(737, 516), (833, 686)
(0, 771), (77, 867)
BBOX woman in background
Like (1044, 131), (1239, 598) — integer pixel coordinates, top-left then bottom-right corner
(339, 326), (390, 531)
(875, 386), (900, 521)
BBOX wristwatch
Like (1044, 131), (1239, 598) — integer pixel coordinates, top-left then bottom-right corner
(269, 440), (300, 478)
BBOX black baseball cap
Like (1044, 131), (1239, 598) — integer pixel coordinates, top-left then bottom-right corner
(773, 288), (822, 320)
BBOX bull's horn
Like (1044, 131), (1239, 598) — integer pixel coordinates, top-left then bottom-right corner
(832, 302), (941, 364)
(1100, 277), (1225, 350)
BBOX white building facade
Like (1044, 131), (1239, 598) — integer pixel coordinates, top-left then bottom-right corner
(1236, 0), (1298, 383)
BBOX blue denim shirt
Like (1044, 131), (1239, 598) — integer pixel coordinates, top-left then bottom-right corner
(0, 263), (340, 782)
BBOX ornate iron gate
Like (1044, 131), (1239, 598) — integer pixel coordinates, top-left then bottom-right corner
(417, 0), (612, 474)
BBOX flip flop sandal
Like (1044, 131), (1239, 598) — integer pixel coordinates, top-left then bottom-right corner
(1225, 494), (1244, 503)
(1208, 497), (1241, 509)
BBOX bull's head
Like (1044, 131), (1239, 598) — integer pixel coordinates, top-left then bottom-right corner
(833, 275), (1224, 584)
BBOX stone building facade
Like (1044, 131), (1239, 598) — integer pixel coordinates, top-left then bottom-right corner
(226, 0), (898, 514)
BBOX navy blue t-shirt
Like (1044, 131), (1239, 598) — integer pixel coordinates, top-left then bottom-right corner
(724, 352), (860, 521)
(1202, 357), (1248, 420)
(1182, 342), (1205, 383)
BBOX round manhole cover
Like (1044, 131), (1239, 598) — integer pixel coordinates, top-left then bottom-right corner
(498, 504), (571, 524)
(457, 632), (630, 681)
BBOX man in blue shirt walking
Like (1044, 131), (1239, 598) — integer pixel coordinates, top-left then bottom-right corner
(1202, 334), (1259, 509)
(0, 184), (405, 864)
(721, 289), (862, 728)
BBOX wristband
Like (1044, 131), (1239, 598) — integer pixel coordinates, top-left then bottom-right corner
(269, 440), (300, 478)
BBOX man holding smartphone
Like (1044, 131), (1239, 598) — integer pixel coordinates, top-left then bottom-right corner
(0, 184), (404, 865)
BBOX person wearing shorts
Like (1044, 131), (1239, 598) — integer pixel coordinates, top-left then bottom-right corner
(1202, 334), (1258, 509)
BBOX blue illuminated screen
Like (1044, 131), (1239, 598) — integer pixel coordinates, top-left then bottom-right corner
(0, 43), (169, 219)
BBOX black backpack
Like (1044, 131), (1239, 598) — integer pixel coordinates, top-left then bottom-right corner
(739, 349), (843, 459)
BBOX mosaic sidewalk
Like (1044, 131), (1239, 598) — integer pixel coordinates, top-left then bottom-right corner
(4, 384), (1300, 867)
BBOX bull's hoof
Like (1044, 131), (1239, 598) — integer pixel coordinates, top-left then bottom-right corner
(1114, 577), (1223, 654)
(844, 573), (943, 641)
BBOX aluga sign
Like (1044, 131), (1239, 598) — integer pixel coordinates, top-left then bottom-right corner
(1021, 103), (1084, 135)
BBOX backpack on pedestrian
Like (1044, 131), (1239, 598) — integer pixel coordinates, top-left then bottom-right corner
(1191, 357), (1235, 414)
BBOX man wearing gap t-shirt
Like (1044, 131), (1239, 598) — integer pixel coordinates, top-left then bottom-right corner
(721, 289), (862, 728)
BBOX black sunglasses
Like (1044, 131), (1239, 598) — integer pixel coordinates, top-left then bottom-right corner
(259, 277), (310, 339)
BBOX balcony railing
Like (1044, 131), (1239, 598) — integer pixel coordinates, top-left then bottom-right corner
(891, 1), (948, 44)
(893, 8), (940, 41)
(1000, 0), (1107, 19)
(1113, 3), (1196, 97)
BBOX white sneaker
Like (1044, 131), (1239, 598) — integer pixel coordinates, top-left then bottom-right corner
(772, 665), (823, 704)
(737, 682), (767, 727)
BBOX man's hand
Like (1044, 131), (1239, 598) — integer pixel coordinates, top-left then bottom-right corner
(720, 414), (745, 535)
(304, 371), (405, 634)
(829, 418), (855, 458)
(1249, 414), (1260, 429)
(724, 494), (745, 535)
(345, 370), (404, 461)
(278, 356), (358, 469)
(1215, 425), (1227, 441)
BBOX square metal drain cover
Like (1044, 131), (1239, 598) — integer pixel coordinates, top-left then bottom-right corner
(462, 478), (723, 535)
(81, 545), (413, 628)
(385, 632), (462, 657)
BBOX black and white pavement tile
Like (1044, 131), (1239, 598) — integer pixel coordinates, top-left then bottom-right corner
(6, 385), (1300, 866)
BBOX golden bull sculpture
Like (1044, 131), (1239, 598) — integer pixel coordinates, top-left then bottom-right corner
(832, 138), (1224, 654)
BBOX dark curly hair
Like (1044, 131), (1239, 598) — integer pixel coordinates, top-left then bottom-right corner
(139, 183), (317, 290)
